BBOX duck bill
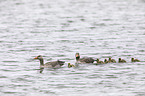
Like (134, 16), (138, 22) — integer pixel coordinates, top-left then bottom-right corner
(34, 57), (38, 59)
(75, 54), (80, 57)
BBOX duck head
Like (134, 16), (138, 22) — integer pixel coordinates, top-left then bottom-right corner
(34, 55), (43, 60)
(34, 55), (44, 66)
(75, 53), (80, 61)
(109, 57), (111, 61)
(131, 58), (134, 61)
(96, 59), (99, 62)
(104, 59), (107, 62)
(118, 58), (121, 61)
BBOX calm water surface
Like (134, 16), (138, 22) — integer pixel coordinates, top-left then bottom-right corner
(0, 0), (145, 96)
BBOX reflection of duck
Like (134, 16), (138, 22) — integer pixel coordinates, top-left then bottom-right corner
(68, 63), (75, 68)
(96, 59), (105, 64)
(118, 58), (126, 63)
(34, 55), (65, 68)
(75, 53), (94, 63)
(109, 57), (116, 63)
(131, 58), (140, 62)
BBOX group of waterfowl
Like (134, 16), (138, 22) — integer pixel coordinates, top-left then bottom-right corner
(96, 57), (126, 64)
(34, 53), (140, 69)
(75, 53), (140, 63)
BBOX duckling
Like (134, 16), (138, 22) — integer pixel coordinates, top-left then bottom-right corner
(108, 57), (116, 63)
(111, 58), (116, 63)
(131, 58), (140, 62)
(111, 59), (116, 63)
(104, 59), (109, 63)
(118, 58), (126, 63)
(68, 63), (75, 68)
(96, 59), (105, 64)
(107, 58), (112, 63)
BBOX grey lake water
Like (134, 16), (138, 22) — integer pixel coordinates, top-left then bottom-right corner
(0, 0), (145, 96)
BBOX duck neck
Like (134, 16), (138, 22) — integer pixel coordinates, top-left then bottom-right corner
(76, 56), (80, 61)
(39, 58), (44, 66)
(131, 58), (134, 62)
(119, 58), (121, 62)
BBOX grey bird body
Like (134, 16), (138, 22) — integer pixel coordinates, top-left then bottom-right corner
(34, 55), (65, 68)
(75, 53), (94, 64)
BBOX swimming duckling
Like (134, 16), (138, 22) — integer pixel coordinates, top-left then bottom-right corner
(131, 58), (140, 62)
(96, 59), (105, 64)
(109, 57), (116, 63)
(104, 59), (109, 63)
(68, 63), (75, 68)
(118, 58), (126, 63)
(112, 58), (116, 63)
(107, 58), (112, 63)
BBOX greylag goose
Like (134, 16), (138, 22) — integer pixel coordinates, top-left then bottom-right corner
(131, 58), (140, 62)
(34, 55), (65, 68)
(75, 53), (94, 64)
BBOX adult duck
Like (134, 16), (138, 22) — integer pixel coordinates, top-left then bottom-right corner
(34, 55), (65, 68)
(75, 53), (94, 64)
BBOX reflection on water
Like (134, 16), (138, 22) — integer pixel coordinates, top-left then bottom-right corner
(0, 0), (145, 96)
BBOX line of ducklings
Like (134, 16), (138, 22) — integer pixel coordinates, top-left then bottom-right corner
(68, 57), (140, 68)
(95, 57), (140, 64)
(97, 57), (125, 64)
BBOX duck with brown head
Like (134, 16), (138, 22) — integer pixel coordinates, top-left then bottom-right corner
(34, 55), (65, 68)
(75, 53), (94, 64)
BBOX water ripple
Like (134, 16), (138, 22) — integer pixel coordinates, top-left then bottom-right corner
(0, 0), (145, 96)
